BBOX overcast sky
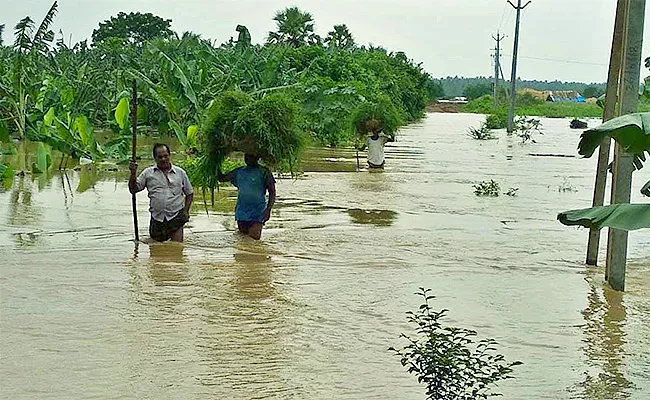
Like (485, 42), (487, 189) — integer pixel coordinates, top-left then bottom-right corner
(2, 0), (649, 83)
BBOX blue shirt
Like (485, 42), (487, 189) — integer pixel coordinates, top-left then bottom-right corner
(231, 166), (273, 222)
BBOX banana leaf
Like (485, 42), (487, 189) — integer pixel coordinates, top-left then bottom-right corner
(557, 204), (650, 231)
(578, 112), (650, 158)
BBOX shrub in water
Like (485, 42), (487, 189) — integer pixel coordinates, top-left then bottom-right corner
(485, 111), (508, 130)
(467, 123), (495, 140)
(473, 179), (500, 196)
(390, 288), (521, 400)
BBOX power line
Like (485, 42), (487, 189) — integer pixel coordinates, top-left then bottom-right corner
(502, 54), (608, 66)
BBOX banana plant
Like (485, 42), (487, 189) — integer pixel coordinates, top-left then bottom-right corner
(0, 2), (58, 139)
(558, 112), (650, 231)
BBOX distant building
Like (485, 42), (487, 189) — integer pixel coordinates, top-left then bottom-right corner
(516, 88), (586, 103)
(546, 91), (586, 103)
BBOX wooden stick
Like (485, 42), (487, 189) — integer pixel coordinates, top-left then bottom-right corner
(131, 80), (139, 243)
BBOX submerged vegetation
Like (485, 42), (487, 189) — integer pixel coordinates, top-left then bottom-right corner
(390, 288), (521, 400)
(0, 2), (439, 188)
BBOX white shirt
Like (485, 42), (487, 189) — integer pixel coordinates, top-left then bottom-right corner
(367, 135), (390, 165)
(135, 165), (193, 222)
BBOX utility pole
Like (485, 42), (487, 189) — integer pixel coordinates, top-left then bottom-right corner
(606, 0), (646, 291)
(586, 0), (627, 266)
(506, 0), (531, 133)
(492, 32), (506, 106)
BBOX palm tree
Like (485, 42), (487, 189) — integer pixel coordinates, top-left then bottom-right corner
(267, 7), (319, 47)
(325, 24), (355, 50)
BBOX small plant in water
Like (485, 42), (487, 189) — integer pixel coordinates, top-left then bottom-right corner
(389, 288), (522, 400)
(473, 179), (500, 197)
(504, 187), (519, 197)
(513, 116), (543, 144)
(558, 177), (578, 193)
(467, 123), (495, 140)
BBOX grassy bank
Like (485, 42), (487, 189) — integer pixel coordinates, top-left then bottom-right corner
(463, 95), (650, 118)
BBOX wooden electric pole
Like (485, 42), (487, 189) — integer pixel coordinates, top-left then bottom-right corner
(606, 0), (646, 291)
(493, 32), (506, 106)
(507, 0), (531, 133)
(586, 0), (627, 266)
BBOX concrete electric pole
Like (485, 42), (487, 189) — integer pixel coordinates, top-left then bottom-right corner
(506, 0), (531, 133)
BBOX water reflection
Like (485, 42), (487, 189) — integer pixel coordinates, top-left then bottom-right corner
(148, 242), (188, 287)
(8, 174), (36, 225)
(576, 277), (633, 399)
(346, 208), (398, 227)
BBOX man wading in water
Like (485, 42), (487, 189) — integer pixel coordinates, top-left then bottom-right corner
(358, 130), (395, 169)
(218, 154), (276, 240)
(129, 143), (194, 242)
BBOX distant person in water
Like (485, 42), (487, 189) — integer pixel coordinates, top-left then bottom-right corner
(218, 154), (276, 240)
(358, 130), (395, 169)
(129, 143), (194, 242)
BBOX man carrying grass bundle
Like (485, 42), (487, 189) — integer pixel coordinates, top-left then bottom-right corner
(218, 154), (276, 240)
(358, 129), (395, 169)
(129, 143), (194, 242)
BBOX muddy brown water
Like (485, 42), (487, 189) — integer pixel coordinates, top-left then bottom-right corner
(1, 113), (649, 399)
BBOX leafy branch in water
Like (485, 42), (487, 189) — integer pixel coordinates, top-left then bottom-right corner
(389, 288), (522, 400)
(513, 116), (543, 144)
(467, 123), (495, 140)
(473, 179), (500, 197)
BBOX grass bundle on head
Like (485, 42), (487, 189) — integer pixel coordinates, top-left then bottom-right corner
(233, 93), (305, 171)
(197, 90), (304, 185)
(352, 97), (403, 139)
(201, 90), (251, 174)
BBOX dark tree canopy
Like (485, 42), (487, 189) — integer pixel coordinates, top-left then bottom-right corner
(463, 82), (493, 100)
(325, 24), (355, 50)
(92, 12), (175, 46)
(267, 7), (320, 47)
(581, 85), (605, 99)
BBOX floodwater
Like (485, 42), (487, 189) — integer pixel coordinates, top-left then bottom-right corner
(1, 113), (649, 399)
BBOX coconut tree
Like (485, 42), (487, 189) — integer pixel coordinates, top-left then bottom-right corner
(267, 7), (320, 47)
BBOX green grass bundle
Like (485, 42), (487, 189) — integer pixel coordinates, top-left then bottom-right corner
(199, 91), (304, 178)
(201, 90), (251, 175)
(351, 97), (403, 138)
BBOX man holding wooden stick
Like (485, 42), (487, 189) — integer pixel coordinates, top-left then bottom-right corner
(129, 143), (194, 242)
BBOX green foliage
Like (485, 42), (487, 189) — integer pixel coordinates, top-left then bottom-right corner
(195, 91), (304, 190)
(2, 3), (433, 171)
(463, 95), (495, 114)
(578, 112), (650, 160)
(582, 85), (605, 98)
(234, 93), (305, 166)
(558, 204), (650, 231)
(513, 116), (543, 144)
(467, 123), (495, 140)
(325, 24), (355, 50)
(473, 179), (500, 197)
(92, 12), (174, 46)
(389, 288), (521, 400)
(505, 187), (519, 197)
(485, 111), (507, 130)
(463, 82), (492, 101)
